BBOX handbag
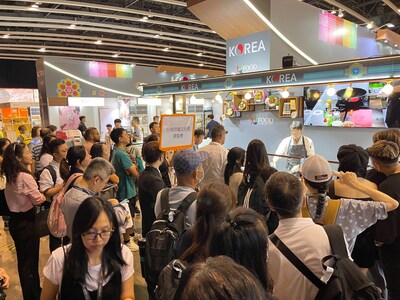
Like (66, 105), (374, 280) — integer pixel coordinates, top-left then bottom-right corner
(34, 206), (50, 237)
(0, 189), (10, 216)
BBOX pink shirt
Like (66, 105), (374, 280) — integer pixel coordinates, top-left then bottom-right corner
(5, 172), (45, 212)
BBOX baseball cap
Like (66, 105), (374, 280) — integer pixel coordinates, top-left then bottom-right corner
(302, 154), (332, 183)
(173, 149), (209, 175)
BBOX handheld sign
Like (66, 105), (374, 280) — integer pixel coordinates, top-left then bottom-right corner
(159, 114), (195, 151)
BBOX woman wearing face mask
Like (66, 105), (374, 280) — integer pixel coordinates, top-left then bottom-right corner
(41, 196), (134, 300)
(2, 142), (46, 300)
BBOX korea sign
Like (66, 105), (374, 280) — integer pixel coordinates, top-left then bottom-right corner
(226, 31), (270, 75)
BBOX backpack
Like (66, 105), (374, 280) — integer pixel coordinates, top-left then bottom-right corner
(47, 173), (82, 238)
(145, 188), (197, 293)
(271, 224), (382, 300)
(155, 259), (187, 300)
(36, 164), (57, 191)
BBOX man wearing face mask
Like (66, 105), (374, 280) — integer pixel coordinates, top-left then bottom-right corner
(154, 148), (209, 228)
(138, 141), (166, 236)
(272, 121), (314, 174)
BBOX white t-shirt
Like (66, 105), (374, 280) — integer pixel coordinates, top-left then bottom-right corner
(43, 244), (134, 291)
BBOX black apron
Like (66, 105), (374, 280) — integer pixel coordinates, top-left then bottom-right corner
(286, 136), (307, 173)
(60, 266), (121, 300)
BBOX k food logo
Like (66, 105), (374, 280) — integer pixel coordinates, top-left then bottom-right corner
(228, 40), (266, 57)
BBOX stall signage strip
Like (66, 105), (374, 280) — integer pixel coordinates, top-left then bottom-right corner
(144, 56), (400, 96)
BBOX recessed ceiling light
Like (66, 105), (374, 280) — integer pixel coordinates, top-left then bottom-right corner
(2, 34), (10, 39)
(95, 40), (102, 44)
(198, 63), (204, 67)
(154, 34), (160, 38)
(112, 53), (119, 58)
(196, 53), (203, 56)
(366, 23), (373, 29)
(330, 10), (337, 15)
(31, 4), (39, 8)
(384, 40), (388, 43)
(163, 48), (169, 52)
(38, 47), (46, 52)
(69, 24), (76, 29)
(142, 16), (148, 20)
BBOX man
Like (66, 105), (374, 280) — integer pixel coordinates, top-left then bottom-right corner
(154, 148), (208, 227)
(83, 127), (101, 154)
(199, 125), (228, 188)
(39, 138), (68, 251)
(16, 125), (31, 145)
(77, 115), (87, 133)
(193, 128), (205, 151)
(265, 172), (333, 300)
(205, 114), (219, 139)
(131, 116), (143, 142)
(110, 127), (140, 238)
(62, 157), (115, 238)
(105, 123), (113, 150)
(31, 127), (52, 173)
(114, 118), (122, 129)
(46, 124), (57, 132)
(368, 140), (400, 300)
(272, 121), (314, 174)
(153, 115), (160, 123)
(137, 141), (166, 236)
(144, 122), (160, 143)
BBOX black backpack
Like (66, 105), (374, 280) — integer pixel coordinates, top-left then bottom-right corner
(155, 259), (187, 300)
(145, 188), (197, 293)
(271, 224), (382, 300)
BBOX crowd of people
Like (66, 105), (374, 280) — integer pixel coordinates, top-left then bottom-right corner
(0, 115), (399, 300)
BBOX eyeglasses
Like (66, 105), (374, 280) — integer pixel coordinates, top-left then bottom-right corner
(82, 230), (114, 241)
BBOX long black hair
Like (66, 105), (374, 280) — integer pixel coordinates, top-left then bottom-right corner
(1, 142), (32, 183)
(304, 178), (330, 219)
(210, 207), (272, 293)
(243, 139), (270, 186)
(0, 138), (11, 157)
(65, 197), (126, 285)
(39, 134), (56, 158)
(61, 145), (87, 181)
(224, 147), (245, 185)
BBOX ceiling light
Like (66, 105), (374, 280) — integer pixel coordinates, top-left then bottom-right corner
(338, 9), (344, 18)
(69, 24), (76, 29)
(112, 53), (119, 58)
(382, 83), (394, 96)
(142, 16), (148, 20)
(198, 63), (204, 67)
(386, 23), (395, 28)
(330, 10), (337, 15)
(327, 85), (336, 97)
(2, 34), (10, 39)
(281, 90), (289, 98)
(366, 23), (373, 29)
(196, 53), (203, 56)
(38, 47), (46, 52)
(163, 48), (169, 52)
(95, 40), (102, 44)
(130, 64), (135, 67)
(384, 40), (388, 43)
(244, 92), (252, 100)
(31, 4), (39, 8)
(154, 34), (160, 38)
(395, 44), (398, 47)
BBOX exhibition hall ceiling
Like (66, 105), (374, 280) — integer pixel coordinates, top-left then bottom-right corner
(2, 0), (400, 71)
(0, 0), (226, 70)
(304, 0), (400, 33)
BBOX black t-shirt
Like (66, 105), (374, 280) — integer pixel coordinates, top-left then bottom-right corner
(375, 173), (400, 248)
(365, 168), (387, 186)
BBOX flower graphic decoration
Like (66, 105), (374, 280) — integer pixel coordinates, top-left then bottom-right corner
(56, 77), (82, 97)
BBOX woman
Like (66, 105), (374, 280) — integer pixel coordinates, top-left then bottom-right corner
(176, 182), (234, 263)
(302, 154), (398, 252)
(0, 138), (11, 230)
(41, 196), (134, 300)
(327, 145), (377, 272)
(2, 142), (46, 300)
(61, 146), (91, 182)
(210, 207), (273, 295)
(237, 139), (277, 232)
(39, 134), (56, 169)
(176, 256), (270, 300)
(224, 147), (245, 204)
(29, 126), (42, 153)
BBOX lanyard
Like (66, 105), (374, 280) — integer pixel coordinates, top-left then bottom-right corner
(81, 271), (104, 300)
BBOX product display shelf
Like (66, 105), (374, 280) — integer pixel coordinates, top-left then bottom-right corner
(0, 108), (31, 141)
